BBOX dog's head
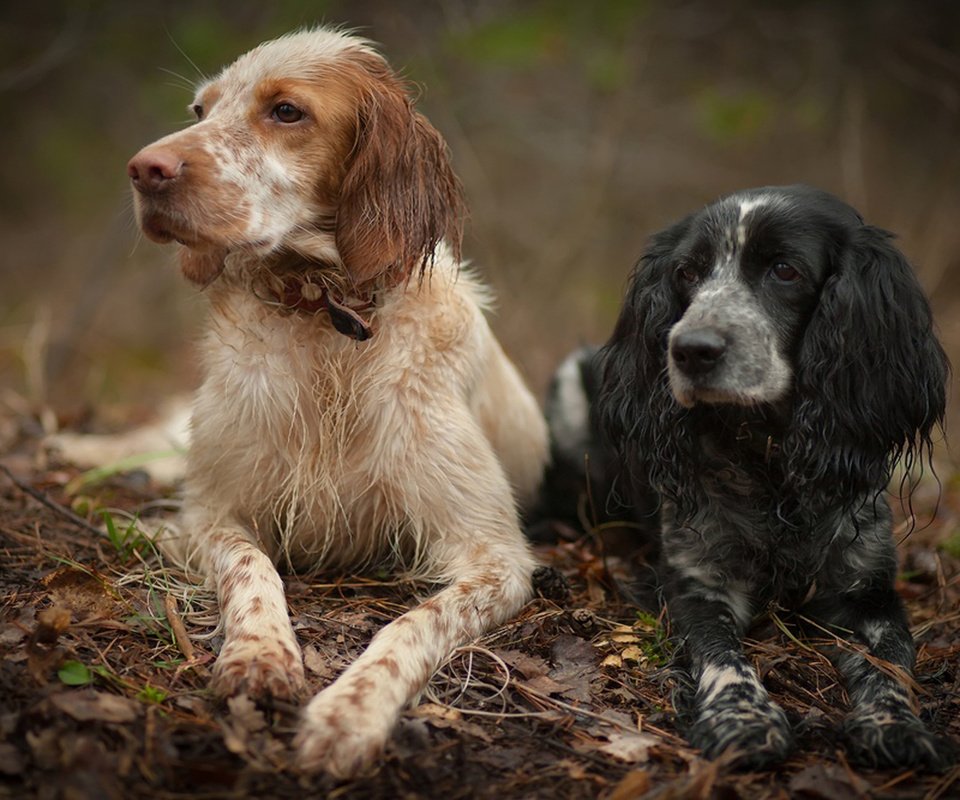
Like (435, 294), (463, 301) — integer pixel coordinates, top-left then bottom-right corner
(661, 187), (859, 409)
(127, 28), (464, 291)
(600, 185), (948, 499)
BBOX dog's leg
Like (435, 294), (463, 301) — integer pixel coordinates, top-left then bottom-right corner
(805, 575), (955, 771)
(294, 433), (537, 778)
(669, 572), (794, 768)
(189, 518), (306, 701)
(296, 555), (532, 777)
(296, 545), (534, 777)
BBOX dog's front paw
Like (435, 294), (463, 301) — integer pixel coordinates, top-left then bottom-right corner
(688, 696), (794, 769)
(294, 684), (395, 778)
(843, 706), (956, 772)
(211, 637), (305, 701)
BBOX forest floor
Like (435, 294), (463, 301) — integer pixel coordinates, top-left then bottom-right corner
(0, 409), (958, 800)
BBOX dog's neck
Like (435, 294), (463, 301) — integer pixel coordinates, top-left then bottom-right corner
(732, 419), (782, 464)
(247, 252), (379, 341)
(689, 402), (790, 465)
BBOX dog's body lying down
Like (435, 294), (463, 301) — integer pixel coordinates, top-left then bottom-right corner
(548, 186), (955, 771)
(56, 28), (549, 778)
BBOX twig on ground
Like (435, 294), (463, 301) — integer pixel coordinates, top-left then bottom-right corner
(0, 462), (103, 537)
(164, 593), (196, 661)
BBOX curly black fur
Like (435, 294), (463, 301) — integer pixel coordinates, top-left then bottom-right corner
(581, 185), (953, 770)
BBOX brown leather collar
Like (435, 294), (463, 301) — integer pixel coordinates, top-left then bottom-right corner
(266, 275), (376, 341)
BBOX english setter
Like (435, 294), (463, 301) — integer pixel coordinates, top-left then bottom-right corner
(118, 28), (548, 777)
(549, 186), (954, 769)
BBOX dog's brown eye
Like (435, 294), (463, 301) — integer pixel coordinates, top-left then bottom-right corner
(771, 263), (801, 283)
(191, 103), (204, 120)
(272, 103), (304, 123)
(677, 265), (699, 285)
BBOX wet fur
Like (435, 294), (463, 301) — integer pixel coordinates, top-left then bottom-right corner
(581, 185), (952, 769)
(121, 28), (548, 778)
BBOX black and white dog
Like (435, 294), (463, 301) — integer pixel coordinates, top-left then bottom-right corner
(550, 186), (953, 769)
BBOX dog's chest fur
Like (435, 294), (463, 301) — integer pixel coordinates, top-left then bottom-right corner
(661, 421), (878, 610)
(184, 261), (486, 570)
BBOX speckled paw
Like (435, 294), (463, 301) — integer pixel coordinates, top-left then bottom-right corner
(689, 698), (794, 769)
(294, 687), (395, 778)
(843, 707), (956, 772)
(211, 638), (305, 701)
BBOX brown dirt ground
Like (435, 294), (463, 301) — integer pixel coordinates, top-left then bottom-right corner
(0, 416), (958, 800)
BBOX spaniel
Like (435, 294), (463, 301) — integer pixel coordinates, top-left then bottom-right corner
(549, 186), (954, 770)
(116, 28), (548, 777)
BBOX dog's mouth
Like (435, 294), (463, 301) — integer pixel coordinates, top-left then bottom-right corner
(674, 385), (748, 408)
(140, 208), (277, 257)
(140, 215), (186, 245)
(670, 377), (786, 410)
(139, 211), (258, 252)
(670, 380), (734, 409)
(137, 208), (200, 246)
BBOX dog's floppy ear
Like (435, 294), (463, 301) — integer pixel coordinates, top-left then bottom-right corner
(336, 55), (464, 290)
(597, 217), (692, 498)
(787, 226), (949, 499)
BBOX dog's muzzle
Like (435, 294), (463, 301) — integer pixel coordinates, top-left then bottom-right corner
(670, 328), (727, 378)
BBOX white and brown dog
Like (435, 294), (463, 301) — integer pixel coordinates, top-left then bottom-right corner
(71, 28), (549, 777)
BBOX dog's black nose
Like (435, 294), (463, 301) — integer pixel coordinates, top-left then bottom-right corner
(671, 329), (726, 376)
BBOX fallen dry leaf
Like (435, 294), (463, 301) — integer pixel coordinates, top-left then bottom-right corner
(620, 645), (644, 663)
(415, 702), (461, 722)
(50, 690), (139, 724)
(173, 695), (211, 718)
(42, 566), (118, 619)
(597, 730), (658, 763)
(0, 625), (26, 648)
(520, 673), (576, 697)
(548, 635), (597, 703)
(302, 644), (332, 679)
(413, 702), (493, 743)
(608, 769), (651, 800)
(219, 693), (277, 763)
(789, 763), (872, 799)
(588, 709), (636, 731)
(495, 648), (551, 679)
(502, 644), (576, 696)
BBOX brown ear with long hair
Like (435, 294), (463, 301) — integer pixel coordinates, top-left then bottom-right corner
(336, 55), (465, 290)
(179, 247), (226, 288)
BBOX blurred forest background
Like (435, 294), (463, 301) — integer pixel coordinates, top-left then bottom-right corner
(2, 0), (959, 455)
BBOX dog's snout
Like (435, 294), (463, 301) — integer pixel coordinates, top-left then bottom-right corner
(671, 329), (726, 376)
(127, 147), (183, 193)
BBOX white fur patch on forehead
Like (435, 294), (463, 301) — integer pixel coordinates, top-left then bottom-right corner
(732, 192), (790, 248)
(737, 196), (769, 223)
(202, 28), (380, 91)
(734, 196), (768, 249)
